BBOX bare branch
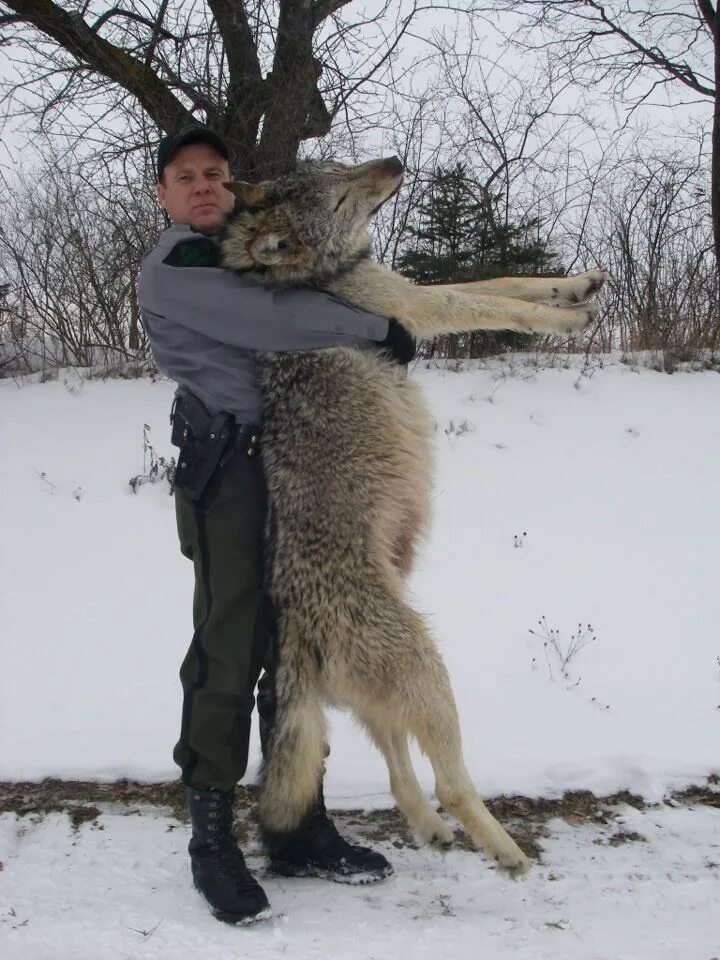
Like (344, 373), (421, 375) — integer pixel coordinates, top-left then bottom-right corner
(205, 0), (262, 89)
(314, 0), (353, 24)
(144, 0), (171, 67)
(0, 0), (193, 132)
(91, 6), (177, 43)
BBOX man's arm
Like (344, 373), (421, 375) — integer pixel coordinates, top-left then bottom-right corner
(139, 234), (389, 352)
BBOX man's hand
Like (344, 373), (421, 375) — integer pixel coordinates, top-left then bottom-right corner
(379, 318), (417, 365)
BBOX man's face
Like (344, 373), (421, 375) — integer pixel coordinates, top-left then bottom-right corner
(157, 143), (235, 234)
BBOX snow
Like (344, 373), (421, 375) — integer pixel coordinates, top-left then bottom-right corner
(2, 801), (719, 959)
(1, 356), (719, 957)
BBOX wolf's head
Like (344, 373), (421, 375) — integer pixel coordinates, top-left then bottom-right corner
(220, 157), (404, 285)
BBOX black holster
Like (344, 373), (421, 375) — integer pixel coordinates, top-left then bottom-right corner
(170, 389), (237, 501)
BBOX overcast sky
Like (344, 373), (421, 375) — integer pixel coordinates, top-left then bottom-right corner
(0, 1), (711, 183)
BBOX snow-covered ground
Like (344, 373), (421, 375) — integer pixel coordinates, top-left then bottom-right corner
(2, 799), (718, 960)
(2, 356), (719, 957)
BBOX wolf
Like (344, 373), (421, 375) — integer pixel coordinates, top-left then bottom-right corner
(220, 157), (607, 876)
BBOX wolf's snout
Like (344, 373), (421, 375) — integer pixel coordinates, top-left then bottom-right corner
(381, 157), (404, 176)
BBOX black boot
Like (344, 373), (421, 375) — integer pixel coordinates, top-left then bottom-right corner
(263, 791), (393, 884)
(187, 787), (271, 924)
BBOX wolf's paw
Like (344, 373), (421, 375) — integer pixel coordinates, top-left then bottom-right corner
(546, 269), (609, 307)
(582, 268), (610, 298)
(417, 814), (455, 849)
(494, 846), (532, 878)
(541, 301), (597, 334)
(429, 823), (455, 850)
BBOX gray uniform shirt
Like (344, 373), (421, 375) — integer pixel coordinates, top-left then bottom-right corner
(138, 224), (389, 424)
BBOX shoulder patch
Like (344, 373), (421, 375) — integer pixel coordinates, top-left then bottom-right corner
(163, 237), (221, 268)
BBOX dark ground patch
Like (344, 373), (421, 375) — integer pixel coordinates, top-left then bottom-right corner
(593, 829), (647, 847)
(2, 777), (718, 863)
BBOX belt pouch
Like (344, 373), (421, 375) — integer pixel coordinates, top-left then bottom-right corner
(173, 412), (235, 501)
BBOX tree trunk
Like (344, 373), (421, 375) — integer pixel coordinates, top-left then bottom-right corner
(0, 0), (335, 180)
(255, 2), (323, 177)
(712, 11), (720, 284)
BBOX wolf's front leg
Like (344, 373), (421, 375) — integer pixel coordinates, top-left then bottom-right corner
(442, 270), (609, 308)
(328, 262), (601, 338)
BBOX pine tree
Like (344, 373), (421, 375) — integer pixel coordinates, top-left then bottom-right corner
(399, 164), (482, 284)
(398, 164), (560, 358)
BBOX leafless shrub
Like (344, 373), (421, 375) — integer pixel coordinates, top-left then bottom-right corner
(580, 150), (719, 360)
(530, 616), (597, 683)
(128, 424), (176, 495)
(0, 155), (162, 377)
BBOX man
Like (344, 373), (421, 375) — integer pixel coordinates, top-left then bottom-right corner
(138, 126), (407, 924)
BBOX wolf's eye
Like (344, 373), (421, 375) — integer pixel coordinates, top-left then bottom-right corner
(333, 193), (349, 213)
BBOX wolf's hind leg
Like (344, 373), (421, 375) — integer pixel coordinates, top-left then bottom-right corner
(402, 654), (531, 876)
(360, 597), (530, 874)
(414, 692), (531, 876)
(358, 712), (454, 848)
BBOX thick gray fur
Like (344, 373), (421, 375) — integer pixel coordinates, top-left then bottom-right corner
(221, 158), (607, 875)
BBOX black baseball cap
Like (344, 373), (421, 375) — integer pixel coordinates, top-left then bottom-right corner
(156, 125), (230, 181)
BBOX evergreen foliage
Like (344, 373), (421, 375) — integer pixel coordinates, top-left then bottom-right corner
(397, 164), (560, 358)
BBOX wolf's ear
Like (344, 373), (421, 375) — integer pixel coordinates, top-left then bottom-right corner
(247, 230), (312, 268)
(224, 181), (269, 207)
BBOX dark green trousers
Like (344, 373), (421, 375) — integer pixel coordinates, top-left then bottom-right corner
(173, 449), (275, 791)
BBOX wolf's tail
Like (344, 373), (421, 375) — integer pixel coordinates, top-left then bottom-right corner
(258, 666), (327, 834)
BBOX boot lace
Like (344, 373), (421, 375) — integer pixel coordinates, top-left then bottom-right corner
(205, 796), (254, 881)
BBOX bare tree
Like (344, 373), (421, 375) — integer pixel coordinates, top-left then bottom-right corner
(573, 145), (718, 357)
(0, 0), (483, 178)
(431, 41), (602, 268)
(490, 1), (720, 274)
(0, 154), (163, 372)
